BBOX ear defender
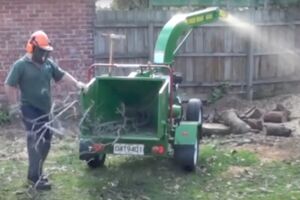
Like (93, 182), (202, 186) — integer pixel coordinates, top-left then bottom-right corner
(26, 37), (33, 53)
(25, 36), (37, 53)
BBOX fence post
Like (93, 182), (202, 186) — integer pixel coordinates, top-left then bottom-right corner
(246, 9), (255, 100)
(148, 23), (154, 62)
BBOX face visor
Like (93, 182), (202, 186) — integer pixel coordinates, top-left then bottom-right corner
(32, 46), (50, 64)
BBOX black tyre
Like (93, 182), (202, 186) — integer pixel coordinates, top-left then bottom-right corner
(174, 98), (202, 171)
(86, 154), (106, 168)
(174, 139), (199, 171)
(186, 98), (203, 139)
(186, 98), (202, 123)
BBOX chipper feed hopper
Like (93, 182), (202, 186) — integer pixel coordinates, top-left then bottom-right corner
(80, 7), (227, 171)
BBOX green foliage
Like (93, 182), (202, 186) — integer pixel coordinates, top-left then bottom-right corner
(112, 0), (149, 10)
(0, 109), (10, 125)
(207, 83), (230, 104)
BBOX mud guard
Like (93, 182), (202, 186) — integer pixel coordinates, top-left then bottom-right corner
(174, 122), (199, 145)
(174, 121), (200, 171)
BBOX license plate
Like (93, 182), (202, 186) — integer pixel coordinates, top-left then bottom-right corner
(113, 143), (144, 155)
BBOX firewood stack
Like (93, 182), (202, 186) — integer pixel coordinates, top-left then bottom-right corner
(202, 104), (292, 137)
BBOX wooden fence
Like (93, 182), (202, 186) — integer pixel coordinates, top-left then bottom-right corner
(94, 7), (300, 98)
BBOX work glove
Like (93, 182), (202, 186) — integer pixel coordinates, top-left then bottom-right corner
(76, 81), (89, 93)
(8, 104), (21, 119)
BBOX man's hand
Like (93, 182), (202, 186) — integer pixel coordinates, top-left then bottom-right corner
(76, 81), (89, 93)
(60, 73), (89, 93)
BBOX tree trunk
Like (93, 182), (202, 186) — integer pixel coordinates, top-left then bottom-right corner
(273, 104), (291, 120)
(263, 111), (288, 123)
(220, 109), (251, 134)
(202, 123), (231, 136)
(242, 107), (264, 119)
(244, 119), (263, 130)
(264, 123), (292, 137)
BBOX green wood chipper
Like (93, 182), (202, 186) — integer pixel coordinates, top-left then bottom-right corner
(79, 7), (227, 171)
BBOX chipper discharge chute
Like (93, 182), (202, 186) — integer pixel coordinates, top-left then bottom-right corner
(79, 7), (228, 171)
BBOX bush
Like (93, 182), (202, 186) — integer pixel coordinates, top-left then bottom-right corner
(0, 109), (10, 125)
(207, 83), (230, 104)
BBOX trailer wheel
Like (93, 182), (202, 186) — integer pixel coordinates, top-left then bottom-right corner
(186, 98), (202, 139)
(174, 139), (199, 171)
(174, 98), (202, 171)
(86, 154), (106, 168)
(186, 98), (202, 123)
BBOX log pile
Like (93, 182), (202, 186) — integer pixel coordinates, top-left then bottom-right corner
(203, 104), (292, 137)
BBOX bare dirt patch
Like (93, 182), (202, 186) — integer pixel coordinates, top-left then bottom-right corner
(237, 145), (292, 163)
(222, 166), (251, 178)
(237, 135), (300, 162)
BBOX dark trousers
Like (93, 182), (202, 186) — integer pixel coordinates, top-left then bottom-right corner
(21, 105), (52, 183)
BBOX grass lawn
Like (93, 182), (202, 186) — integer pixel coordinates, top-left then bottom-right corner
(1, 135), (300, 200)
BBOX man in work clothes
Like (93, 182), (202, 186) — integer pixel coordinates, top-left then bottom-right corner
(4, 30), (87, 190)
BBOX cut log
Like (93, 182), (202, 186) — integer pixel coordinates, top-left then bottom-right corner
(246, 108), (264, 119)
(244, 119), (263, 130)
(273, 103), (287, 112)
(220, 109), (251, 134)
(273, 104), (291, 119)
(264, 123), (292, 137)
(242, 106), (256, 117)
(202, 123), (231, 136)
(206, 109), (221, 123)
(242, 106), (264, 119)
(263, 111), (288, 123)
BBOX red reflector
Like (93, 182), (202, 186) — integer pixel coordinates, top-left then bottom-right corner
(152, 145), (165, 155)
(91, 144), (105, 152)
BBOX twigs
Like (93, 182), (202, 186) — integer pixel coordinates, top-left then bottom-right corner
(22, 92), (152, 194)
(78, 101), (94, 128)
(22, 93), (80, 195)
(104, 102), (126, 146)
(31, 100), (78, 152)
(82, 102), (151, 137)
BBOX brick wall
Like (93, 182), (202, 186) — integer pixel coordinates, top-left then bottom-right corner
(0, 0), (95, 99)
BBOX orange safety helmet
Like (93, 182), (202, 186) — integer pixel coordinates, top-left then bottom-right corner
(26, 30), (53, 53)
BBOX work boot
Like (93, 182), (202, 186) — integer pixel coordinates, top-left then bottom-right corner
(28, 179), (52, 191)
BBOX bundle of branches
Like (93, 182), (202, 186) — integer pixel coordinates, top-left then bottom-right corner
(82, 105), (151, 136)
(79, 102), (153, 148)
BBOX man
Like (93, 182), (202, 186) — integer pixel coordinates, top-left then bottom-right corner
(4, 30), (87, 190)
